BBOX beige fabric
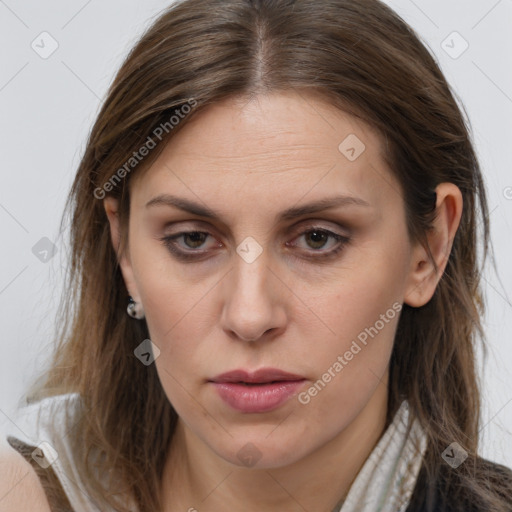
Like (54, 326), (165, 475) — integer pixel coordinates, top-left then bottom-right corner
(336, 400), (428, 512)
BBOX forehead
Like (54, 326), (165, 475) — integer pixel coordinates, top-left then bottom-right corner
(131, 91), (399, 215)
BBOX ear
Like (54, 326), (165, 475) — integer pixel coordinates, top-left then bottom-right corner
(404, 183), (463, 308)
(103, 196), (141, 301)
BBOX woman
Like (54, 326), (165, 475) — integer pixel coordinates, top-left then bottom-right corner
(1, 0), (511, 510)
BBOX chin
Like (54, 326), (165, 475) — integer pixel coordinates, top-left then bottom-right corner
(211, 431), (309, 470)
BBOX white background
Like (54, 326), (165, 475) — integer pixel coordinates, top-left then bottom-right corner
(0, 0), (511, 467)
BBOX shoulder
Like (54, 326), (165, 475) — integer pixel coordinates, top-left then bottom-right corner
(0, 437), (51, 512)
(0, 394), (84, 512)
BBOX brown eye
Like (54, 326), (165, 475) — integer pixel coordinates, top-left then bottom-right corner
(286, 227), (350, 262)
(290, 228), (350, 257)
(181, 231), (209, 249)
(303, 229), (330, 250)
(160, 231), (220, 261)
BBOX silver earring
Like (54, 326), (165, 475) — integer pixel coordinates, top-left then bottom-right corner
(127, 296), (145, 320)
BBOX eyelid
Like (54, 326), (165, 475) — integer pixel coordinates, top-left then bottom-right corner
(288, 219), (350, 237)
(162, 218), (350, 239)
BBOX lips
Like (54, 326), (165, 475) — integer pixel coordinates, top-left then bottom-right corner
(210, 368), (305, 384)
(209, 368), (305, 413)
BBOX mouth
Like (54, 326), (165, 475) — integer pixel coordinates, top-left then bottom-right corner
(209, 368), (306, 413)
(210, 368), (305, 385)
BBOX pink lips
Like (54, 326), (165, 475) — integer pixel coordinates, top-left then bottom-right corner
(209, 369), (305, 413)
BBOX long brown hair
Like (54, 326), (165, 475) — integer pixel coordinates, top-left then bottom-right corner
(25, 0), (512, 510)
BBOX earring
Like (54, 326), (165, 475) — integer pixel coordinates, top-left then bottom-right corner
(127, 296), (145, 320)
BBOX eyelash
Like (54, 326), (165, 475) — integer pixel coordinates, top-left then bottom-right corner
(159, 226), (350, 263)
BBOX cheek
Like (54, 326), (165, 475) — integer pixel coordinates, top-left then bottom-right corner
(297, 241), (406, 396)
(317, 248), (404, 341)
(141, 282), (212, 416)
(140, 279), (210, 362)
(129, 230), (207, 333)
(128, 242), (203, 363)
(293, 292), (400, 441)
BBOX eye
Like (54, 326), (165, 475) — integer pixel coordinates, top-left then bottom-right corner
(160, 231), (220, 260)
(287, 227), (350, 260)
(159, 226), (350, 262)
(172, 231), (210, 249)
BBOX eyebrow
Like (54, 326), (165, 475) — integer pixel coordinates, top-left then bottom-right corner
(145, 193), (370, 221)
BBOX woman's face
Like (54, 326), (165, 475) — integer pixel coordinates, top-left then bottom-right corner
(115, 91), (422, 468)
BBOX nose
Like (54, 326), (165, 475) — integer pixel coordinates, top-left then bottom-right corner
(220, 249), (287, 343)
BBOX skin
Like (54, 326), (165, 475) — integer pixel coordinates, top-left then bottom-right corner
(0, 440), (52, 512)
(104, 90), (462, 511)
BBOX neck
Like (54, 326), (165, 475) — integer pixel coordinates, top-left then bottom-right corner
(160, 381), (389, 511)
